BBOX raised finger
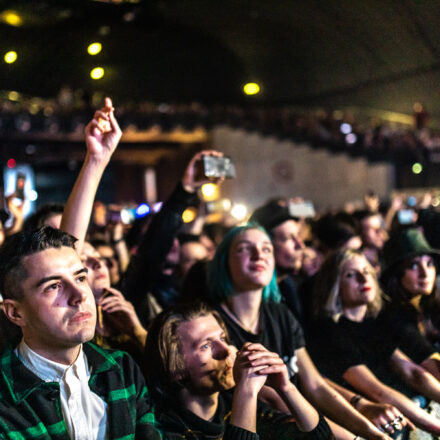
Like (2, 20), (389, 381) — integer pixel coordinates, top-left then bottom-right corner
(241, 342), (267, 352)
(257, 365), (286, 375)
(247, 351), (280, 361)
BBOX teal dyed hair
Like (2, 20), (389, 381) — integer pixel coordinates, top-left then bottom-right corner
(208, 223), (281, 304)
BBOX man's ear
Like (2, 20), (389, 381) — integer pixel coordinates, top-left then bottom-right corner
(3, 299), (26, 328)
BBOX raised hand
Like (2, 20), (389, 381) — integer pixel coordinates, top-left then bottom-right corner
(85, 97), (122, 164)
(240, 342), (291, 392)
(98, 287), (147, 344)
(182, 150), (224, 193)
(233, 342), (269, 396)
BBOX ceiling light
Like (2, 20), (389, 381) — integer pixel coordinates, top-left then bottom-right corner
(4, 51), (17, 64)
(87, 43), (102, 55)
(243, 83), (260, 95)
(0, 10), (22, 27)
(90, 67), (104, 80)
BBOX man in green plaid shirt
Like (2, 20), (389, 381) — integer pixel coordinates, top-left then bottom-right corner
(0, 226), (161, 439)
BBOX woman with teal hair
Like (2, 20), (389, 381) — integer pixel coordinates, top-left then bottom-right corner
(209, 223), (281, 304)
(207, 223), (397, 440)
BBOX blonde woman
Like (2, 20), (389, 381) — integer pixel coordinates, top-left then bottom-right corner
(309, 249), (440, 435)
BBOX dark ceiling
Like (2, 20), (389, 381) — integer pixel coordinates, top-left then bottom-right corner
(2, 0), (440, 115)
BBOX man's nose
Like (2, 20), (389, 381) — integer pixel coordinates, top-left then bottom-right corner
(213, 340), (230, 360)
(294, 236), (305, 250)
(68, 282), (88, 306)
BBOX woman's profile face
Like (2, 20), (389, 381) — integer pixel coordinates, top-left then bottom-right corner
(339, 255), (376, 309)
(401, 255), (436, 298)
(228, 228), (275, 293)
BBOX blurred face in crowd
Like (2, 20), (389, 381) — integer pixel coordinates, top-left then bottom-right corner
(361, 214), (386, 250)
(3, 247), (96, 360)
(339, 255), (376, 309)
(44, 213), (62, 230)
(177, 314), (235, 395)
(199, 234), (216, 260)
(95, 244), (120, 286)
(228, 228), (275, 292)
(301, 247), (322, 277)
(80, 242), (111, 300)
(401, 255), (436, 299)
(271, 220), (305, 272)
(180, 242), (208, 277)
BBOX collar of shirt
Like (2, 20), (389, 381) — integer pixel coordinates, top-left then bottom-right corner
(15, 339), (89, 384)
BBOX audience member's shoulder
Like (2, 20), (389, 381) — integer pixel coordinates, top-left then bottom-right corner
(84, 341), (140, 373)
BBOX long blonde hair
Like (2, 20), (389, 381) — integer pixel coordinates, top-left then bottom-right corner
(313, 249), (383, 321)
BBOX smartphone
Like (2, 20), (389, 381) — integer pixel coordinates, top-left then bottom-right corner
(397, 209), (415, 225)
(288, 201), (315, 218)
(15, 173), (26, 200)
(202, 156), (236, 179)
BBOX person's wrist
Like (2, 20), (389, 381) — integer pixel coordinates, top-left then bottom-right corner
(181, 180), (197, 193)
(234, 381), (260, 399)
(276, 380), (296, 395)
(85, 152), (110, 168)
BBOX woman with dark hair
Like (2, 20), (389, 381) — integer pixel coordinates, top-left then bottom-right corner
(207, 224), (396, 440)
(381, 228), (440, 357)
(308, 248), (440, 435)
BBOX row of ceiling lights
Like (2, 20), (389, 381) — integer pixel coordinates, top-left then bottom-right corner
(2, 42), (261, 93)
(2, 9), (261, 95)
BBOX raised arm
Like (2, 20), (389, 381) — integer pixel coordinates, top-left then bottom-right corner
(123, 150), (224, 306)
(60, 98), (122, 252)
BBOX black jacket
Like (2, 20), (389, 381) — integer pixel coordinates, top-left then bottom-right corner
(156, 391), (332, 440)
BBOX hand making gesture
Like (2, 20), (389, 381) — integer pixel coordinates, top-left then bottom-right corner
(85, 97), (122, 164)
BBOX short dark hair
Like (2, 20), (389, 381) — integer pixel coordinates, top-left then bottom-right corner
(0, 226), (77, 300)
(22, 203), (64, 231)
(143, 301), (229, 403)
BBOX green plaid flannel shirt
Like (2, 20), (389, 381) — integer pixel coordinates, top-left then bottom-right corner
(0, 342), (161, 439)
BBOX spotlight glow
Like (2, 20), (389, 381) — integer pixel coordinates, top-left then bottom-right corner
(201, 183), (219, 201)
(8, 91), (19, 101)
(345, 133), (357, 144)
(182, 207), (197, 223)
(243, 83), (260, 95)
(340, 123), (352, 134)
(135, 203), (150, 217)
(231, 204), (248, 221)
(4, 51), (17, 64)
(153, 202), (163, 212)
(87, 42), (102, 55)
(412, 163), (423, 174)
(90, 67), (104, 80)
(28, 190), (38, 202)
(1, 10), (22, 27)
